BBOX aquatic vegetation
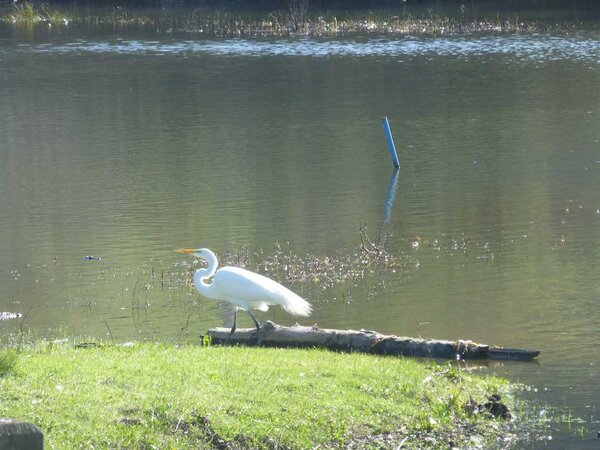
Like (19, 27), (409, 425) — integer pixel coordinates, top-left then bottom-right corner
(0, 2), (542, 36)
(176, 227), (501, 304)
(2, 1), (75, 26)
(218, 226), (404, 292)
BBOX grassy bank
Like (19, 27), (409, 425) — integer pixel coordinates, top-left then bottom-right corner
(0, 2), (540, 36)
(0, 341), (522, 449)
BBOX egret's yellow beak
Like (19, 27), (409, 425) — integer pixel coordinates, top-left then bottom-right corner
(175, 248), (195, 254)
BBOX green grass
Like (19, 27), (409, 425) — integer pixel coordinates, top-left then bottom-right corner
(0, 349), (18, 377)
(2, 1), (73, 25)
(0, 341), (515, 448)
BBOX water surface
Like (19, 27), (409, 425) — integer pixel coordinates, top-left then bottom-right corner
(1, 29), (599, 447)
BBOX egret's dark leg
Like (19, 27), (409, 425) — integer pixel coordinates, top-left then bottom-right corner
(227, 309), (237, 344)
(246, 310), (261, 345)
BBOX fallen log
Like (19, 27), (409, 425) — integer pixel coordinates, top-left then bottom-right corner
(205, 321), (540, 361)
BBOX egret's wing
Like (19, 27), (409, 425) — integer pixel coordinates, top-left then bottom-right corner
(213, 267), (277, 310)
(214, 267), (312, 316)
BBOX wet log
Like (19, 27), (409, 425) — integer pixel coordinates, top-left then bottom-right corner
(205, 321), (540, 361)
(488, 347), (541, 361)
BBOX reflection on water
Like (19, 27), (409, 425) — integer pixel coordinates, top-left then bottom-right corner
(20, 34), (600, 63)
(383, 169), (399, 224)
(1, 29), (600, 447)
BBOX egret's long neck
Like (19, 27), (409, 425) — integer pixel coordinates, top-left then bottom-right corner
(193, 251), (221, 299)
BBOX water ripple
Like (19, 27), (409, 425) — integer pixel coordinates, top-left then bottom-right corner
(24, 34), (600, 63)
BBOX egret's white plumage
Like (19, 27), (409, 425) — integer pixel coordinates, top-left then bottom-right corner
(176, 247), (312, 342)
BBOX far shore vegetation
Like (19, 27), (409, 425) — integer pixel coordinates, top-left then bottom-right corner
(2, 0), (595, 37)
(0, 339), (547, 448)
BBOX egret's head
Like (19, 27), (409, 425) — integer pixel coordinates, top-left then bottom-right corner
(175, 248), (207, 259)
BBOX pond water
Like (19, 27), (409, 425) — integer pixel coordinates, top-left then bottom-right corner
(1, 23), (599, 447)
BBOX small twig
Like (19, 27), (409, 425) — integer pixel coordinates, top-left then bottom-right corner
(103, 318), (115, 345)
(17, 307), (33, 351)
(18, 307), (32, 335)
(359, 224), (384, 256)
(181, 311), (191, 337)
(174, 415), (183, 433)
(397, 435), (410, 448)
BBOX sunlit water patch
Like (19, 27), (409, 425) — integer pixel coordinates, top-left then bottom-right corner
(21, 34), (600, 63)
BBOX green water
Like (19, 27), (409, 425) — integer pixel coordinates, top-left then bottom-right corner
(1, 25), (599, 446)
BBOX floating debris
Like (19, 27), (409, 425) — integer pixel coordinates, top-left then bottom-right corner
(74, 342), (105, 349)
(0, 312), (22, 320)
(254, 232), (402, 290)
(463, 394), (512, 420)
(82, 255), (102, 261)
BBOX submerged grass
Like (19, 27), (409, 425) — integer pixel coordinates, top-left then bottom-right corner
(0, 341), (521, 449)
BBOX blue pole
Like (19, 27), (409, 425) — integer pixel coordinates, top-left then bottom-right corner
(381, 117), (400, 169)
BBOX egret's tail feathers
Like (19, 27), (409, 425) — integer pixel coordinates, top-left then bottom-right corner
(279, 289), (312, 317)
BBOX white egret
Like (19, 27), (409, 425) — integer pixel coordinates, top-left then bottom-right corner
(176, 248), (312, 343)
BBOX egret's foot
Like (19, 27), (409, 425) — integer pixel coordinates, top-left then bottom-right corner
(226, 331), (235, 345)
(247, 309), (262, 346)
(226, 310), (237, 345)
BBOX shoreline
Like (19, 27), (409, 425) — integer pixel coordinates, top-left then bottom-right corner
(0, 340), (543, 448)
(2, 2), (592, 37)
